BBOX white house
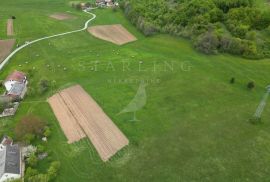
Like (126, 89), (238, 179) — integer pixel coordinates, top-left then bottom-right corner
(0, 140), (21, 182)
(4, 71), (27, 92)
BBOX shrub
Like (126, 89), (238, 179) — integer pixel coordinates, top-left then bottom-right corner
(25, 167), (38, 179)
(28, 174), (49, 182)
(39, 79), (50, 95)
(43, 126), (51, 138)
(47, 161), (61, 180)
(249, 116), (262, 124)
(75, 3), (82, 10)
(37, 145), (45, 154)
(27, 153), (38, 167)
(247, 81), (255, 89)
(230, 77), (235, 84)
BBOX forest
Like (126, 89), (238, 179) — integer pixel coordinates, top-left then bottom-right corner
(120, 0), (270, 59)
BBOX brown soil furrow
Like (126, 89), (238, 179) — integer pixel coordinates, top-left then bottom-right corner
(88, 24), (137, 45)
(7, 19), (14, 36)
(48, 85), (129, 161)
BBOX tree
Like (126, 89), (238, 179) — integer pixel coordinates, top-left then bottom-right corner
(194, 31), (219, 54)
(15, 115), (46, 141)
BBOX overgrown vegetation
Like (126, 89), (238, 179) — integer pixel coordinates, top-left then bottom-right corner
(120, 0), (270, 59)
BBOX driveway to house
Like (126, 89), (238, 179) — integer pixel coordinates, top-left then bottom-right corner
(0, 9), (96, 71)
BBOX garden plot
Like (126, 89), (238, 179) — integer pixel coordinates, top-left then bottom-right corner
(88, 24), (137, 45)
(7, 19), (14, 36)
(48, 85), (129, 161)
(0, 39), (15, 63)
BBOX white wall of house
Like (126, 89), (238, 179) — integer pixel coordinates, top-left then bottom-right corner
(0, 173), (21, 182)
(4, 81), (18, 92)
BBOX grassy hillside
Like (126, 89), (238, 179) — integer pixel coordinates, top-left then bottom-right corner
(1, 0), (270, 181)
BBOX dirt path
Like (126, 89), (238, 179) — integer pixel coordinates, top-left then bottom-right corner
(7, 19), (14, 36)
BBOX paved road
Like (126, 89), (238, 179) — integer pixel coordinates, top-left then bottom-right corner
(0, 9), (96, 71)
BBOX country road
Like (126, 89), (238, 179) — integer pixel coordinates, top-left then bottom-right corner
(0, 9), (96, 71)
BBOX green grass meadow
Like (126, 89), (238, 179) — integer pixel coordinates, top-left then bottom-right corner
(1, 0), (270, 181)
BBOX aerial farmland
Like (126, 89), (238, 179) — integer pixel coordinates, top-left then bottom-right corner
(0, 0), (270, 182)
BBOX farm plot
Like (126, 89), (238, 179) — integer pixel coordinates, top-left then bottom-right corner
(88, 24), (137, 45)
(7, 19), (14, 36)
(49, 13), (76, 20)
(48, 94), (86, 143)
(48, 85), (129, 161)
(0, 39), (15, 63)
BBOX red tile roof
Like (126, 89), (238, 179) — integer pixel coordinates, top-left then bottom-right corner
(5, 70), (26, 82)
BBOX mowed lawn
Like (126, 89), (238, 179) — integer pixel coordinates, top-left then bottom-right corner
(1, 0), (270, 181)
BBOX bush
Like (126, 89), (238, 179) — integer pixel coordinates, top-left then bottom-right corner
(47, 161), (61, 180)
(37, 145), (45, 154)
(249, 116), (262, 124)
(28, 174), (49, 182)
(27, 153), (38, 167)
(39, 79), (50, 95)
(230, 77), (235, 84)
(43, 126), (51, 138)
(247, 81), (255, 90)
(25, 167), (38, 179)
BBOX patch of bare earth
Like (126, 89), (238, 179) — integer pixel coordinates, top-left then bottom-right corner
(0, 39), (15, 63)
(7, 19), (14, 36)
(48, 85), (129, 161)
(88, 24), (137, 45)
(48, 94), (86, 144)
(49, 13), (76, 20)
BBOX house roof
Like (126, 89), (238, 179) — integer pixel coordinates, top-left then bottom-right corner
(0, 144), (20, 178)
(7, 83), (25, 96)
(5, 145), (20, 175)
(5, 71), (26, 83)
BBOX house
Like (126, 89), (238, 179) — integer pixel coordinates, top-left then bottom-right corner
(4, 71), (27, 92)
(7, 83), (27, 100)
(96, 0), (114, 7)
(0, 138), (21, 182)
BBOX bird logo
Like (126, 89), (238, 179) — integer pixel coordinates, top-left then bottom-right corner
(117, 82), (147, 121)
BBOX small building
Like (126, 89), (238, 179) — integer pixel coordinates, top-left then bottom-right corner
(0, 143), (21, 182)
(7, 82), (27, 100)
(4, 71), (27, 92)
(96, 0), (114, 7)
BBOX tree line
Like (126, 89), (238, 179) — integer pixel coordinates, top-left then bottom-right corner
(120, 0), (270, 59)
